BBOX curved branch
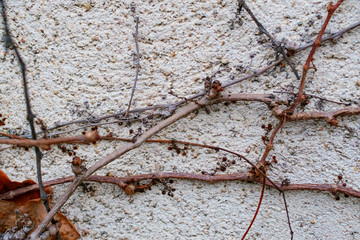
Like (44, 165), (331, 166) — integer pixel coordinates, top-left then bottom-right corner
(241, 178), (266, 240)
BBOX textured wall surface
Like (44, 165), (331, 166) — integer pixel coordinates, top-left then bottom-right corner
(1, 0), (359, 239)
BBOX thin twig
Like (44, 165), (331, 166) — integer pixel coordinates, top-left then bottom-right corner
(287, 0), (345, 113)
(0, 1), (61, 239)
(239, 3), (345, 237)
(295, 21), (360, 52)
(282, 192), (294, 240)
(0, 132), (28, 139)
(241, 178), (266, 240)
(238, 0), (300, 80)
(222, 58), (284, 88)
(126, 16), (140, 117)
(259, 118), (286, 164)
(274, 90), (351, 106)
(21, 104), (171, 138)
(45, 118), (140, 138)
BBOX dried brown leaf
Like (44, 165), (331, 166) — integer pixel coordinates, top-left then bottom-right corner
(0, 170), (80, 239)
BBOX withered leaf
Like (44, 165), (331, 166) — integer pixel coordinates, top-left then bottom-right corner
(0, 170), (52, 204)
(0, 170), (80, 239)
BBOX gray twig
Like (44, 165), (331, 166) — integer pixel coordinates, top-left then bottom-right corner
(295, 20), (360, 52)
(0, 1), (61, 239)
(238, 0), (300, 80)
(126, 16), (140, 117)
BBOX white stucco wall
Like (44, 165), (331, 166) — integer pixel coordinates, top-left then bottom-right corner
(1, 0), (359, 239)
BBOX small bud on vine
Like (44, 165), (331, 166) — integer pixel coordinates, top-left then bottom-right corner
(40, 144), (51, 151)
(71, 156), (86, 175)
(123, 184), (136, 197)
(84, 131), (100, 143)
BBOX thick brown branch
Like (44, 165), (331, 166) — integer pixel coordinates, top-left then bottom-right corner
(0, 135), (88, 147)
(273, 107), (360, 125)
(267, 181), (360, 199)
(0, 173), (251, 201)
(2, 173), (359, 201)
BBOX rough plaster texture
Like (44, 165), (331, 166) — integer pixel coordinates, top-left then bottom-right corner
(0, 0), (359, 239)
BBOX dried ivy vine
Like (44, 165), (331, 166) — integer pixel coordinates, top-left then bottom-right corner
(0, 0), (359, 239)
